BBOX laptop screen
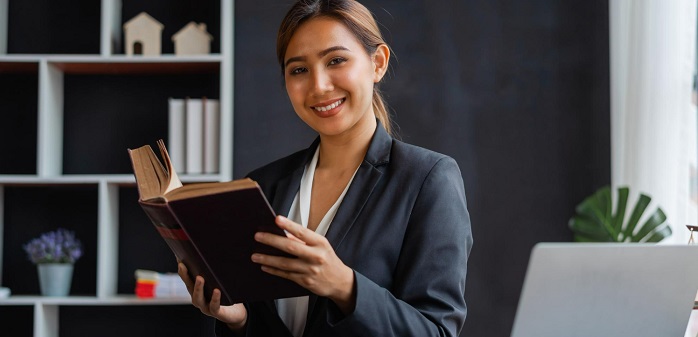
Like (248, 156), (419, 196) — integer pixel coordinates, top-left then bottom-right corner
(510, 243), (698, 337)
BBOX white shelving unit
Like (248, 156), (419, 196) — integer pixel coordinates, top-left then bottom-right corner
(0, 1), (233, 336)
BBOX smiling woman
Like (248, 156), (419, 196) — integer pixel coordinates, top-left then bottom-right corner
(177, 1), (473, 336)
(282, 16), (388, 148)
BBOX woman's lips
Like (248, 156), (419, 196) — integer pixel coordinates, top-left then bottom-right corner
(311, 98), (345, 118)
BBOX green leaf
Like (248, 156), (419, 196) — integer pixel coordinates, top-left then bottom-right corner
(568, 186), (671, 243)
(622, 193), (651, 240)
(632, 208), (668, 242)
(569, 217), (611, 241)
(612, 187), (629, 236)
(642, 225), (672, 243)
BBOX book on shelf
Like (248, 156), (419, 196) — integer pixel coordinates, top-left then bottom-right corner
(185, 98), (204, 174)
(203, 97), (220, 174)
(168, 98), (187, 173)
(127, 140), (309, 305)
(170, 97), (220, 175)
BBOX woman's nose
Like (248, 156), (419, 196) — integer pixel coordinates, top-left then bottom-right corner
(311, 70), (334, 94)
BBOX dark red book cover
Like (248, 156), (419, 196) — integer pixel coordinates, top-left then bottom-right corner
(140, 184), (309, 305)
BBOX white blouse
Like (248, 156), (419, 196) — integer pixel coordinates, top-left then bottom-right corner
(275, 147), (358, 337)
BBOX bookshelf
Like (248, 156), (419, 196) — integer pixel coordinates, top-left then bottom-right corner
(0, 0), (233, 336)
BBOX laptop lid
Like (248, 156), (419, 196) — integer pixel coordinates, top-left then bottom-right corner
(510, 243), (698, 337)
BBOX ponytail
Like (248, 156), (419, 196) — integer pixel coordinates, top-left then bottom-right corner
(372, 88), (393, 136)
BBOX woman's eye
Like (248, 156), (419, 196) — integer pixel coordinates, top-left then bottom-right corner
(328, 57), (347, 66)
(289, 67), (307, 75)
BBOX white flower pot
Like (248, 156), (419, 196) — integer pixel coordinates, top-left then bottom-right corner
(38, 263), (73, 297)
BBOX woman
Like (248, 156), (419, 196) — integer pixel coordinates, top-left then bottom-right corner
(179, 0), (472, 336)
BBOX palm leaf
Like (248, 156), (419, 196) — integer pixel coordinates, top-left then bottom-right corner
(569, 186), (672, 243)
(632, 208), (668, 242)
(611, 187), (629, 236)
(621, 193), (651, 241)
(571, 186), (617, 241)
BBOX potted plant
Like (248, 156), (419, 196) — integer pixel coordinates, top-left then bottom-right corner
(569, 186), (672, 242)
(23, 228), (83, 296)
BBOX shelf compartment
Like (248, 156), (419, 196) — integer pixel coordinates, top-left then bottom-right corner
(1, 185), (98, 296)
(0, 305), (33, 337)
(6, 0), (101, 55)
(59, 305), (208, 337)
(121, 0), (221, 55)
(0, 71), (37, 174)
(117, 186), (179, 294)
(61, 72), (219, 175)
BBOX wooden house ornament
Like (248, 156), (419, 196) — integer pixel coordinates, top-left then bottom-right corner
(172, 22), (213, 56)
(123, 12), (164, 56)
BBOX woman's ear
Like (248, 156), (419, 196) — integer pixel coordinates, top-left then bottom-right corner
(372, 44), (390, 83)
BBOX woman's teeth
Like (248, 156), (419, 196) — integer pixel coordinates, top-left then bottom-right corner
(314, 99), (344, 112)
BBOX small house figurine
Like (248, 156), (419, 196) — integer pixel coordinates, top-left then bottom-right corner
(172, 22), (213, 56)
(123, 12), (164, 56)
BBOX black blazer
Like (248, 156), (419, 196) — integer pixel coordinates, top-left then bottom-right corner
(217, 123), (473, 337)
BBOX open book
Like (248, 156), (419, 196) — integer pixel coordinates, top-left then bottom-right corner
(127, 140), (308, 305)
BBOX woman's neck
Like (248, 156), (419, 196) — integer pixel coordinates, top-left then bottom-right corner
(317, 117), (376, 171)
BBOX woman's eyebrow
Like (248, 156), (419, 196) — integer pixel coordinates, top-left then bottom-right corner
(284, 46), (351, 68)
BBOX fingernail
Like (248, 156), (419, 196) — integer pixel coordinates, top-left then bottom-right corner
(251, 254), (260, 262)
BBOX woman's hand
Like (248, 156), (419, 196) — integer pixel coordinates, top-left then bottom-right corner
(251, 215), (357, 314)
(178, 263), (247, 332)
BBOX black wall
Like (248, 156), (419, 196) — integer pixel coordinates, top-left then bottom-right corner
(234, 1), (610, 336)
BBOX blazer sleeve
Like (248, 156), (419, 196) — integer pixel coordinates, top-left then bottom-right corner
(325, 156), (473, 337)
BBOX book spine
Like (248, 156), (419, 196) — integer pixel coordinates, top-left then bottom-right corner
(140, 201), (229, 304)
(185, 97), (204, 174)
(168, 98), (186, 173)
(203, 98), (220, 174)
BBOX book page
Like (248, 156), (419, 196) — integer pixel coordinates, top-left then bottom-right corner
(128, 145), (168, 201)
(165, 178), (257, 201)
(157, 139), (184, 194)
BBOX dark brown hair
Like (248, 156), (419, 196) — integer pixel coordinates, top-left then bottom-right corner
(277, 0), (394, 136)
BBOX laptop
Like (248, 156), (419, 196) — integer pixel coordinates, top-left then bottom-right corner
(510, 243), (698, 337)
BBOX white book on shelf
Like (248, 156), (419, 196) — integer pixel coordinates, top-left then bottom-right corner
(185, 97), (204, 174)
(168, 98), (187, 173)
(203, 98), (220, 174)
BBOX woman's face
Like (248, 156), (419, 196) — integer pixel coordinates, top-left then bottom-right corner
(283, 17), (387, 138)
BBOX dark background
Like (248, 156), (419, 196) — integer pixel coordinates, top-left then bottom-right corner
(0, 0), (609, 336)
(234, 1), (610, 336)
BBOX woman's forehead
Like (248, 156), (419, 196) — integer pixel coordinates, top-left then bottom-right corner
(285, 17), (362, 57)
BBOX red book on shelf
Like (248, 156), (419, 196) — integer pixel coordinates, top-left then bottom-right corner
(127, 140), (308, 305)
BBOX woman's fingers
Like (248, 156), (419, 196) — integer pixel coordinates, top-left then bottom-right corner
(276, 215), (322, 245)
(178, 263), (194, 294)
(253, 216), (328, 258)
(177, 264), (247, 327)
(209, 288), (222, 314)
(191, 276), (208, 310)
(251, 252), (305, 274)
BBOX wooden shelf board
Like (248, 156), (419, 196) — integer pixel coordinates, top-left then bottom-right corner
(0, 174), (225, 185)
(0, 61), (39, 73)
(0, 295), (190, 306)
(0, 54), (223, 74)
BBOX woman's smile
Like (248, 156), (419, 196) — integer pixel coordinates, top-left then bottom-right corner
(311, 98), (346, 117)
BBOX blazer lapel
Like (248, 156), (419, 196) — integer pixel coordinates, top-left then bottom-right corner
(324, 123), (391, 248)
(305, 122), (392, 329)
(264, 139), (319, 315)
(271, 138), (320, 217)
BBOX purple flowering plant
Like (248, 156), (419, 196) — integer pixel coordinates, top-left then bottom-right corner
(23, 228), (83, 264)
